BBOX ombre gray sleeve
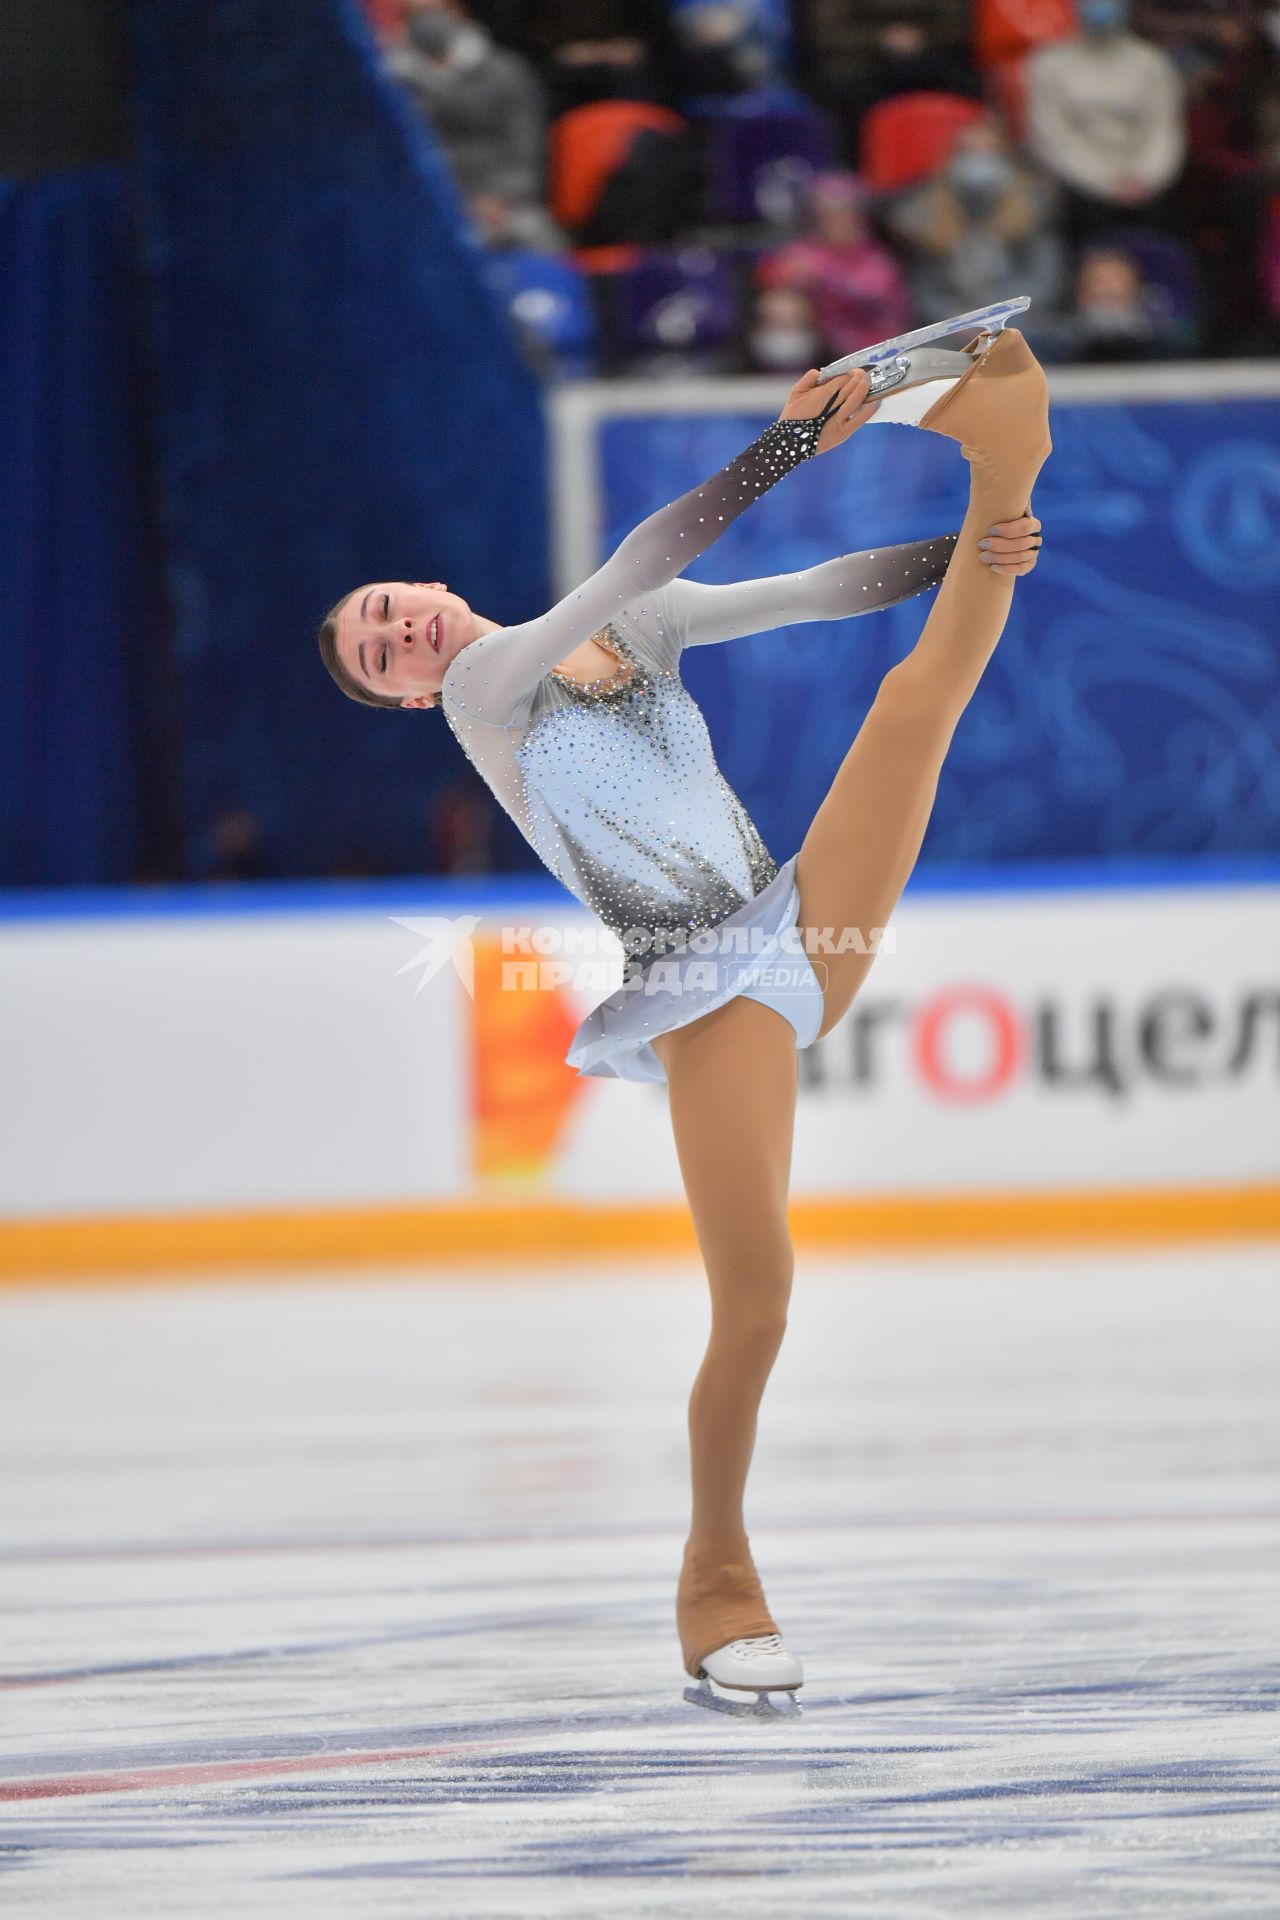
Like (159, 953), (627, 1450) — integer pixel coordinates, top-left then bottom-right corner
(652, 535), (961, 652)
(440, 415), (830, 731)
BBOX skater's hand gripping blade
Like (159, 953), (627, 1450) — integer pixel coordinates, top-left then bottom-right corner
(779, 367), (879, 451)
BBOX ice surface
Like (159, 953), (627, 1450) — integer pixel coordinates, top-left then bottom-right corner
(1, 1249), (1277, 1917)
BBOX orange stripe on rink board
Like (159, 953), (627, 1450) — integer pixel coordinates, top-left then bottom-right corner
(0, 1187), (1278, 1285)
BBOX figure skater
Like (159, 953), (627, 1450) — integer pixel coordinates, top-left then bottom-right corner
(318, 313), (1051, 1708)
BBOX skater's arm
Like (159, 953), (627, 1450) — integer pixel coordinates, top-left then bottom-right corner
(663, 511), (1043, 649)
(657, 510), (1043, 650)
(661, 537), (961, 650)
(442, 370), (876, 727)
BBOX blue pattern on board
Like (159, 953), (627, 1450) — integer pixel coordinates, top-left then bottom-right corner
(600, 399), (1280, 864)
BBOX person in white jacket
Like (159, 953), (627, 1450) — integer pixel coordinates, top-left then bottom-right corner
(1026, 0), (1185, 239)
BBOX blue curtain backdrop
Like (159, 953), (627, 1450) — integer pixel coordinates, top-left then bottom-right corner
(0, 166), (152, 885)
(128, 0), (549, 877)
(600, 399), (1280, 864)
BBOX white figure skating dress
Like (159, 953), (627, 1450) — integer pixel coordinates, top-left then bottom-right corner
(440, 415), (958, 1083)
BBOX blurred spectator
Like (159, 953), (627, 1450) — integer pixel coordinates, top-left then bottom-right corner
(519, 1), (685, 116)
(1025, 0), (1186, 240)
(1183, 5), (1271, 178)
(755, 171), (910, 359)
(885, 115), (1067, 331)
(388, 0), (550, 212)
(1065, 245), (1184, 358)
(670, 4), (777, 96)
(468, 188), (564, 254)
(792, 3), (981, 164)
(744, 282), (823, 372)
(551, 35), (659, 112)
(1133, 0), (1252, 77)
(207, 810), (272, 883)
(1160, 6), (1280, 349)
(378, 0), (1267, 368)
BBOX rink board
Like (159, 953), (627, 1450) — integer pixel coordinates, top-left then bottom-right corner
(1, 865), (1277, 1275)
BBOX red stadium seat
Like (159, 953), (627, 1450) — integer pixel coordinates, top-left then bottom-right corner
(859, 93), (988, 192)
(572, 243), (644, 275)
(974, 0), (1076, 67)
(549, 101), (687, 234)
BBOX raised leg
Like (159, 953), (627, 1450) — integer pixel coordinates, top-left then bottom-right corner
(650, 995), (800, 1678)
(796, 328), (1052, 1037)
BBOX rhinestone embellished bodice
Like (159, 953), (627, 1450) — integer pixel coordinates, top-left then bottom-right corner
(518, 623), (777, 968)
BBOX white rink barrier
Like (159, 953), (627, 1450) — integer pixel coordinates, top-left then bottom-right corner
(0, 865), (1276, 1276)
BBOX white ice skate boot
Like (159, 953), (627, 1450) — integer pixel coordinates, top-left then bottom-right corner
(818, 296), (1032, 427)
(684, 1634), (804, 1715)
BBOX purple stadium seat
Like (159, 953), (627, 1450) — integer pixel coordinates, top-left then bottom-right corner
(692, 96), (839, 225)
(611, 248), (739, 361)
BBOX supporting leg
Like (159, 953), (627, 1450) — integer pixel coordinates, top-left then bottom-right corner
(796, 329), (1052, 1036)
(651, 995), (801, 1678)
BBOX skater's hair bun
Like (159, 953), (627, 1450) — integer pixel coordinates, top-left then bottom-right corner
(317, 590), (441, 710)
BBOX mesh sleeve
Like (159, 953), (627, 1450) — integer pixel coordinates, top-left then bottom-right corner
(656, 535), (961, 651)
(440, 415), (832, 732)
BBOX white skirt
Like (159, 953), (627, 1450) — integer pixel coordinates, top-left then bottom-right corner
(565, 854), (826, 1085)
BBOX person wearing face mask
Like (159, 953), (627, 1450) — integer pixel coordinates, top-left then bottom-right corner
(885, 117), (1068, 348)
(1026, 0), (1187, 241)
(743, 284), (824, 373)
(387, 0), (551, 217)
(754, 172), (912, 363)
(1067, 245), (1182, 359)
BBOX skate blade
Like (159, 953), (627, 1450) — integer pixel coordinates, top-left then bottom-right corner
(817, 297), (1031, 385)
(683, 1678), (803, 1719)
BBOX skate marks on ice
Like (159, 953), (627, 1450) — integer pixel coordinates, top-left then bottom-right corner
(0, 1252), (1277, 1916)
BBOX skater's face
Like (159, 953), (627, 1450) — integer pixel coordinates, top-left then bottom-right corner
(333, 580), (475, 709)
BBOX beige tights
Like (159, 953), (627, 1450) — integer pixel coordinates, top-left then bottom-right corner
(654, 330), (1053, 1679)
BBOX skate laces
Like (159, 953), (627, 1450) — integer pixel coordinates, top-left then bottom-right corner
(725, 1634), (786, 1659)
